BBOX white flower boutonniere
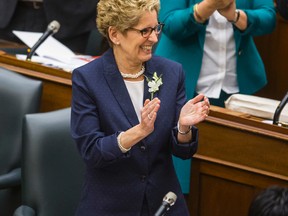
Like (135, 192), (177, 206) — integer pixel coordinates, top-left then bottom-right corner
(145, 72), (163, 100)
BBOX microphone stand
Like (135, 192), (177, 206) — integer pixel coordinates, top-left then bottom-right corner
(26, 20), (60, 61)
(272, 91), (288, 126)
(26, 32), (51, 61)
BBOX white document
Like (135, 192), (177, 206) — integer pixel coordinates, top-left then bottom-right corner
(225, 94), (288, 124)
(13, 30), (91, 71)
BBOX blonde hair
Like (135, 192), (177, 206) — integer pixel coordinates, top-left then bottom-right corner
(97, 0), (160, 44)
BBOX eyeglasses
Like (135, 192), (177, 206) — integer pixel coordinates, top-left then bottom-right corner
(128, 23), (164, 38)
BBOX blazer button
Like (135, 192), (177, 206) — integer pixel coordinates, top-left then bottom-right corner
(140, 145), (146, 151)
(141, 175), (146, 182)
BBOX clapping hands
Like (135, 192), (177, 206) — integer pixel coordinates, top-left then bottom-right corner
(178, 94), (210, 127)
(217, 1), (236, 21)
(206, 0), (234, 10)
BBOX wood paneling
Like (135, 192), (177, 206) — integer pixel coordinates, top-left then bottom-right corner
(188, 106), (288, 216)
(255, 15), (288, 100)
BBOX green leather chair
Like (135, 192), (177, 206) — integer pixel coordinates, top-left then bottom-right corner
(14, 108), (85, 216)
(0, 67), (42, 216)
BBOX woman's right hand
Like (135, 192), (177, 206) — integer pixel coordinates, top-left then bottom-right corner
(140, 98), (161, 135)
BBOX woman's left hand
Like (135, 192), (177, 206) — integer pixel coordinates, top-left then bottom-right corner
(179, 94), (210, 126)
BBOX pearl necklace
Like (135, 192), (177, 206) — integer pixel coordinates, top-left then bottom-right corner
(120, 65), (145, 79)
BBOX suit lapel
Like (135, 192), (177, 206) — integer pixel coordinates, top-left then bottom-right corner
(102, 50), (159, 127)
(102, 50), (139, 126)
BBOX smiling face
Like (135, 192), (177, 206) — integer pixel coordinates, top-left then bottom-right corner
(110, 10), (159, 70)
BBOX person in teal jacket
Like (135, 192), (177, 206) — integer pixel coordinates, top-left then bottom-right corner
(155, 0), (276, 194)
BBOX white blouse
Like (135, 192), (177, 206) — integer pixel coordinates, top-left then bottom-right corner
(124, 79), (144, 122)
(196, 11), (239, 98)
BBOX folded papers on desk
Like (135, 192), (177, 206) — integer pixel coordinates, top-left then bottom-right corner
(13, 30), (96, 71)
(225, 94), (288, 124)
(15, 54), (95, 72)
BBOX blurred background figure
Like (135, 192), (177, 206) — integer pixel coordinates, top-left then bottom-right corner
(276, 0), (288, 20)
(155, 0), (276, 107)
(0, 0), (99, 53)
(155, 0), (276, 197)
(248, 185), (288, 216)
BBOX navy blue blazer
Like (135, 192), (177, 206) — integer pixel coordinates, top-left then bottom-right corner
(71, 49), (198, 215)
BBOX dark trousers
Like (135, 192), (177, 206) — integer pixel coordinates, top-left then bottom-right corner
(195, 90), (233, 108)
(208, 90), (233, 107)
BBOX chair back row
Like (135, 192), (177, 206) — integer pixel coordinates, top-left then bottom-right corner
(0, 68), (84, 216)
(0, 67), (42, 216)
(14, 108), (84, 216)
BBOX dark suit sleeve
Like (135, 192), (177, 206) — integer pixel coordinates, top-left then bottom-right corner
(71, 67), (130, 169)
(171, 126), (198, 159)
(169, 62), (199, 159)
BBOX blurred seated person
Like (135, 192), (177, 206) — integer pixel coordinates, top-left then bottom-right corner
(248, 185), (288, 216)
(0, 0), (99, 53)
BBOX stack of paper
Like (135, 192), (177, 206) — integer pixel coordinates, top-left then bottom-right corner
(225, 94), (288, 125)
(13, 30), (95, 71)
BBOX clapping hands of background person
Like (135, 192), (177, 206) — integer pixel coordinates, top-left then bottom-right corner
(193, 0), (235, 23)
(217, 1), (236, 21)
(206, 0), (234, 10)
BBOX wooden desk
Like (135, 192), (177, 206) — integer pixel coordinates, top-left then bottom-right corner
(188, 106), (288, 216)
(0, 52), (72, 112)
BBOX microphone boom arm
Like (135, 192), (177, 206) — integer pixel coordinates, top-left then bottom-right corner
(26, 32), (51, 61)
(26, 20), (60, 61)
(273, 91), (288, 126)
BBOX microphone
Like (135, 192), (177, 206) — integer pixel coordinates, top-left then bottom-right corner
(26, 20), (60, 61)
(154, 191), (177, 216)
(273, 91), (288, 126)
